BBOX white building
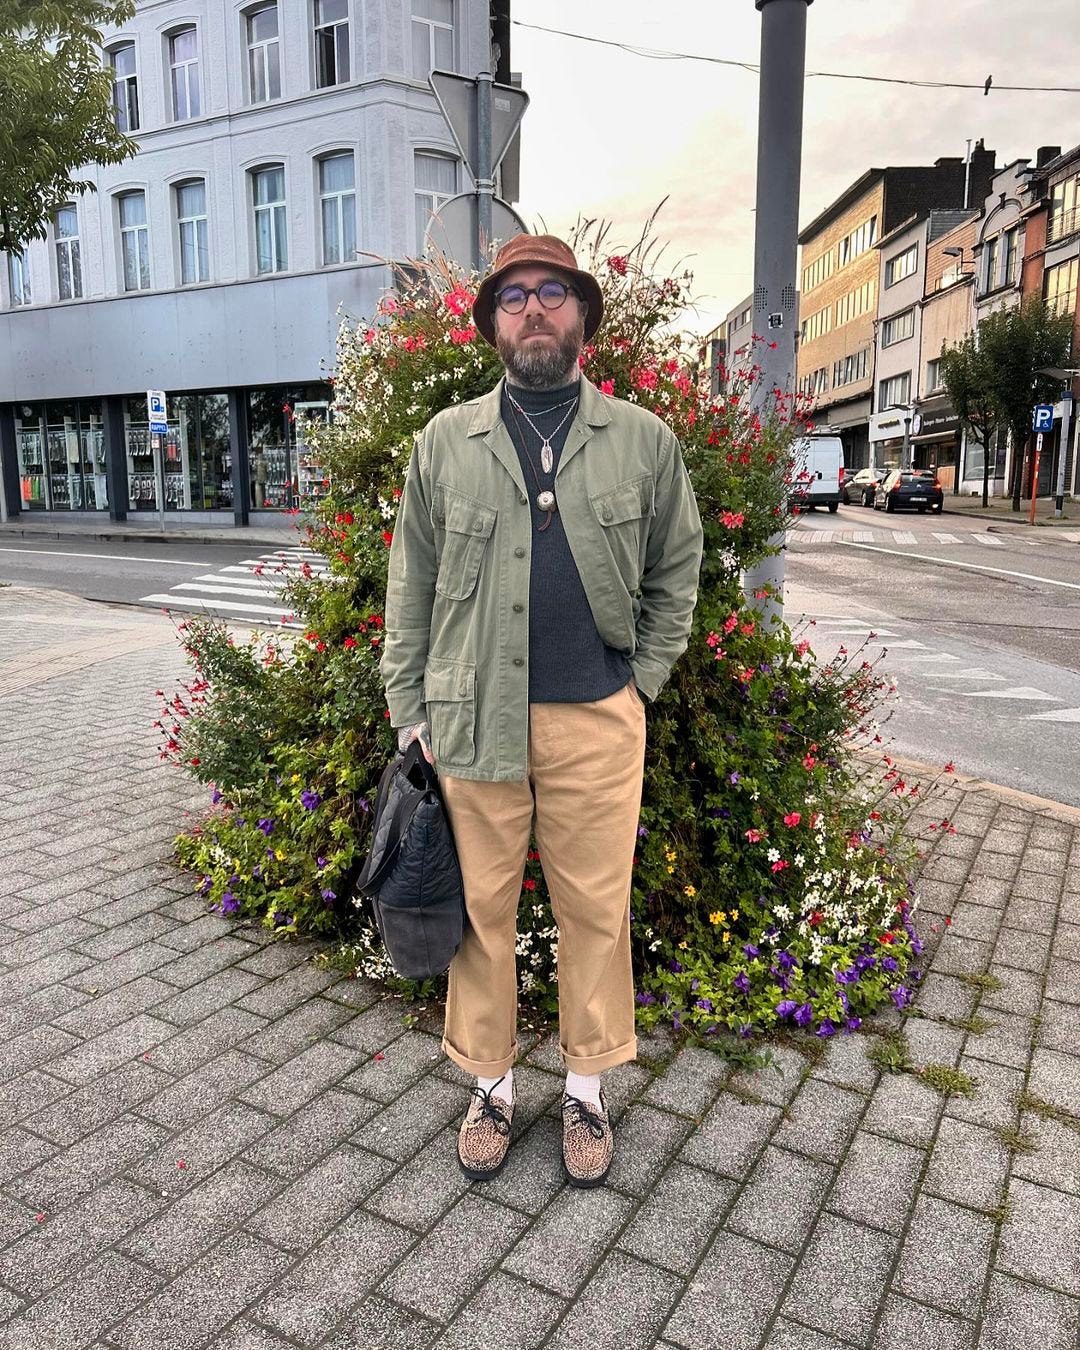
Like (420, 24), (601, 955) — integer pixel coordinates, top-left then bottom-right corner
(0, 0), (514, 525)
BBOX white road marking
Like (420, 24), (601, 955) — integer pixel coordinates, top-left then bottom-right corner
(932, 532), (961, 543)
(836, 541), (1080, 591)
(0, 547), (211, 567)
(877, 639), (928, 649)
(930, 668), (1006, 680)
(1027, 707), (1080, 721)
(172, 582), (291, 600)
(892, 653), (960, 663)
(853, 531), (876, 542)
(890, 532), (917, 544)
(955, 686), (1060, 701)
(971, 534), (1006, 547)
(139, 594), (300, 620)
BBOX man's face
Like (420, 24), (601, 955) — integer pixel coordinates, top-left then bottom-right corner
(492, 264), (587, 388)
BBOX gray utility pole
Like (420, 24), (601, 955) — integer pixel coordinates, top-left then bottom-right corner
(742, 0), (813, 624)
(475, 71), (494, 269)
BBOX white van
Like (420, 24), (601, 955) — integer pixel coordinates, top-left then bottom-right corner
(789, 434), (844, 513)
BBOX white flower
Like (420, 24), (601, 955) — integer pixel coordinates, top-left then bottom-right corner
(766, 847), (780, 863)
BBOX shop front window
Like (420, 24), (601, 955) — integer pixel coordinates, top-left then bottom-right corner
(41, 399), (105, 510)
(14, 404), (47, 509)
(171, 392), (232, 509)
(247, 384), (332, 509)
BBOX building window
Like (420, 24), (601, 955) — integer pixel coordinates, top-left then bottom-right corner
(118, 191), (150, 291)
(177, 180), (210, 285)
(1003, 226), (1019, 287)
(54, 205), (82, 300)
(7, 248), (32, 307)
(833, 348), (870, 389)
(1045, 257), (1079, 319)
(247, 4), (281, 103)
(797, 367), (828, 398)
(799, 304), (832, 345)
(879, 371), (911, 409)
(884, 244), (918, 288)
(739, 304), (751, 328)
(169, 27), (200, 120)
(838, 215), (877, 268)
(17, 400), (106, 510)
(1048, 174), (1080, 245)
(414, 151), (457, 251)
(882, 308), (915, 347)
(925, 358), (942, 393)
(319, 153), (356, 265)
(835, 279), (876, 327)
(109, 42), (139, 132)
(412, 0), (453, 79)
(252, 166), (287, 273)
(802, 246), (835, 295)
(314, 0), (350, 86)
(981, 234), (1001, 294)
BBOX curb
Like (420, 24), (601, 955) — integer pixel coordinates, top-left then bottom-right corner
(0, 525), (299, 548)
(881, 750), (1080, 826)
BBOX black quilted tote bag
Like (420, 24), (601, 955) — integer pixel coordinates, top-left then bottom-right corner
(355, 739), (465, 981)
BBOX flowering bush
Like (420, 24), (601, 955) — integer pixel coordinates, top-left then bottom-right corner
(165, 216), (940, 1033)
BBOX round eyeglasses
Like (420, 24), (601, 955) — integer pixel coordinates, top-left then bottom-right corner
(494, 280), (581, 315)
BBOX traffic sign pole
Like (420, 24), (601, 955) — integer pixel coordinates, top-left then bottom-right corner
(1056, 392), (1074, 516)
(475, 72), (494, 270)
(1029, 432), (1043, 526)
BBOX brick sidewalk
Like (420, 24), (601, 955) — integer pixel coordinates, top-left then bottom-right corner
(0, 584), (1078, 1349)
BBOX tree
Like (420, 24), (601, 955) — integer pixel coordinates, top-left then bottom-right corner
(939, 330), (997, 508)
(978, 297), (1076, 511)
(0, 0), (136, 253)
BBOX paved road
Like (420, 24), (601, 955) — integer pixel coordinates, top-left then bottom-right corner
(787, 506), (1080, 806)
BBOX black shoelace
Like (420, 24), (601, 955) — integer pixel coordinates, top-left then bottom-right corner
(562, 1093), (606, 1138)
(469, 1083), (512, 1136)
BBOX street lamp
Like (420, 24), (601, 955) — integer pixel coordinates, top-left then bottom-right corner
(1036, 366), (1080, 516)
(941, 245), (976, 283)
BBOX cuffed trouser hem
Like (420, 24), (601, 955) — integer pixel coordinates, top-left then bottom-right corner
(561, 1036), (637, 1074)
(442, 1036), (518, 1077)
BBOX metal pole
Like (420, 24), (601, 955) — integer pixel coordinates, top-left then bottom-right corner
(742, 0), (813, 625)
(1029, 432), (1043, 526)
(475, 71), (494, 271)
(902, 414), (911, 472)
(1056, 391), (1073, 517)
(153, 432), (166, 533)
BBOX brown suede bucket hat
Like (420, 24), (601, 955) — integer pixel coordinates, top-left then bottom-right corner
(472, 234), (604, 347)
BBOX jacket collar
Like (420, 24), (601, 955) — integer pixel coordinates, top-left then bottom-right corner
(467, 373), (612, 492)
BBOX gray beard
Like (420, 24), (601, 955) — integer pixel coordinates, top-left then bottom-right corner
(496, 318), (584, 390)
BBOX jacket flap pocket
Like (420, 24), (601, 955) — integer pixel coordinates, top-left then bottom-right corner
(592, 476), (654, 526)
(424, 659), (475, 702)
(441, 491), (497, 538)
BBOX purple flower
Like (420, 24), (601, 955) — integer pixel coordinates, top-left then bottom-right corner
(794, 1002), (813, 1027)
(252, 865), (262, 879)
(321, 888), (336, 903)
(733, 971), (751, 995)
(709, 808), (724, 819)
(667, 959), (684, 974)
(881, 956), (899, 973)
(846, 1016), (863, 1031)
(636, 992), (656, 1006)
(690, 978), (700, 992)
(695, 997), (714, 1012)
(266, 847), (275, 859)
(738, 1024), (753, 1039)
(765, 925), (779, 939)
(637, 825), (649, 838)
(815, 1019), (836, 1037)
(301, 789), (322, 811)
(743, 943), (760, 959)
(256, 818), (274, 836)
(317, 856), (329, 870)
(672, 1014), (682, 1031)
(218, 890), (239, 916)
(198, 875), (212, 896)
(910, 934), (924, 957)
(892, 985), (910, 1009)
(776, 999), (798, 1018)
(729, 771), (740, 785)
(211, 788), (223, 805)
(835, 967), (860, 985)
(776, 950), (796, 971)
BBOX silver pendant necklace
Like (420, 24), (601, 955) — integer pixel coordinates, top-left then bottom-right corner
(505, 390), (579, 475)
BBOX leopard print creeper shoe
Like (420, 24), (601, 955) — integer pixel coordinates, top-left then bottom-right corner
(561, 1088), (613, 1188)
(457, 1080), (514, 1181)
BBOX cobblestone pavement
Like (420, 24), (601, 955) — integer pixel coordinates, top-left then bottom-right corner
(1, 582), (1078, 1350)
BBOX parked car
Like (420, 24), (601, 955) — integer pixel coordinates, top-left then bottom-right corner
(789, 434), (843, 513)
(873, 469), (945, 513)
(841, 467), (888, 507)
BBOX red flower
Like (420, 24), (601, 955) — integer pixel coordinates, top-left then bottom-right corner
(878, 932), (895, 944)
(783, 812), (801, 827)
(382, 531), (393, 546)
(771, 859), (789, 873)
(600, 379), (615, 396)
(522, 878), (536, 891)
(343, 637), (358, 649)
(745, 828), (763, 843)
(809, 909), (824, 926)
(607, 255), (628, 276)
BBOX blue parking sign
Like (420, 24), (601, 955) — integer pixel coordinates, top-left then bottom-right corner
(1032, 404), (1055, 433)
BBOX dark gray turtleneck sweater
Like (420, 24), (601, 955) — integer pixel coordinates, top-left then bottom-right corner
(501, 378), (633, 704)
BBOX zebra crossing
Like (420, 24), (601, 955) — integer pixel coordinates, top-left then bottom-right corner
(790, 526), (1080, 549)
(139, 547), (332, 628)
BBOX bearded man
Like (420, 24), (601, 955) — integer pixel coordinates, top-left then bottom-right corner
(382, 234), (703, 1187)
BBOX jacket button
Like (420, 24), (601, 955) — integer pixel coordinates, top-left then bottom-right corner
(514, 546), (525, 558)
(513, 656), (524, 667)
(601, 507), (613, 522)
(518, 493), (527, 505)
(472, 520), (483, 532)
(512, 603), (523, 613)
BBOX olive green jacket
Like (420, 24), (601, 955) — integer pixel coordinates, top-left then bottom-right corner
(381, 374), (704, 781)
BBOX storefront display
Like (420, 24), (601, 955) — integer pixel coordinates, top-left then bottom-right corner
(14, 400), (106, 510)
(247, 383), (333, 510)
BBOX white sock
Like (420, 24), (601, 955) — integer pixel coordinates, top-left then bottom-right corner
(476, 1069), (513, 1104)
(565, 1070), (602, 1108)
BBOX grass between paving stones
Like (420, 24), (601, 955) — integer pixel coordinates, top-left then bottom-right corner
(994, 1124), (1040, 1156)
(1019, 1091), (1080, 1136)
(953, 970), (1005, 993)
(865, 1028), (979, 1098)
(906, 1008), (998, 1035)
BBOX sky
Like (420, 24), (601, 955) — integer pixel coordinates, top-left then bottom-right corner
(510, 0), (1080, 337)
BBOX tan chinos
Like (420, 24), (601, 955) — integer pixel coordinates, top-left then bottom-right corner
(439, 679), (646, 1076)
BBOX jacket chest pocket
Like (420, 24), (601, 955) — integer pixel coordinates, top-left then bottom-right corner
(590, 475), (654, 590)
(432, 489), (497, 601)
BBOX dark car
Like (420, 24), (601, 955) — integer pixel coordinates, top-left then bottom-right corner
(873, 469), (944, 514)
(841, 467), (888, 507)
